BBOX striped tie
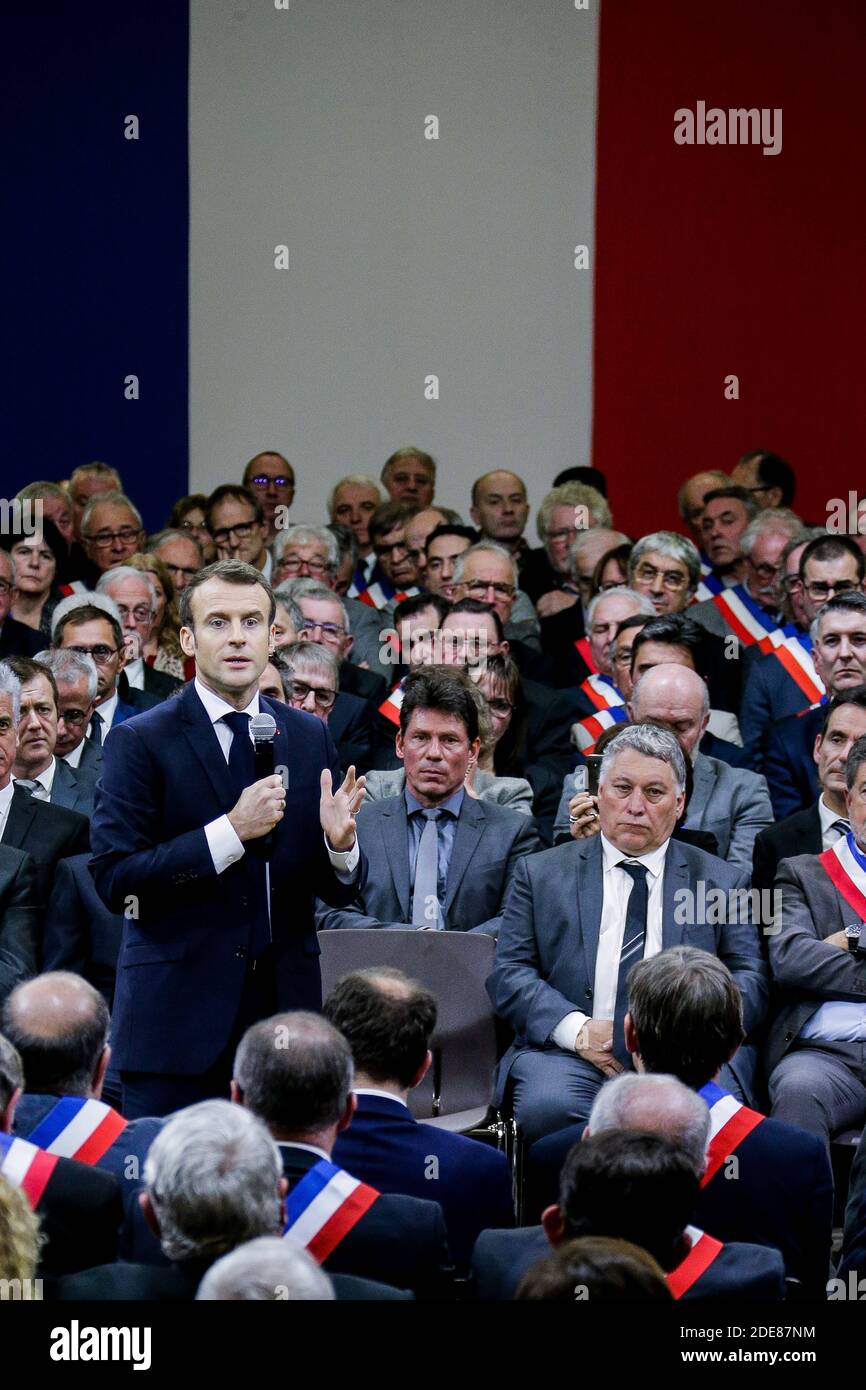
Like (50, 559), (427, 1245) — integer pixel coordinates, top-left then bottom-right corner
(612, 861), (649, 1065)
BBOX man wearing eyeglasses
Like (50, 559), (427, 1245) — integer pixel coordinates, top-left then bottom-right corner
(689, 509), (806, 655)
(451, 540), (546, 663)
(33, 648), (101, 777)
(147, 530), (203, 592)
(206, 485), (272, 580)
(242, 452), (295, 545)
(731, 451), (796, 512)
(79, 492), (145, 577)
(359, 502), (422, 610)
(276, 639), (374, 775)
(51, 595), (156, 744)
(96, 566), (182, 704)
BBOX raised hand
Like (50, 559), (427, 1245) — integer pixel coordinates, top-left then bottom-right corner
(320, 765), (366, 851)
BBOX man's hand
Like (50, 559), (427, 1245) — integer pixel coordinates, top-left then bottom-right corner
(576, 1019), (624, 1078)
(825, 929), (852, 951)
(568, 791), (600, 840)
(320, 766), (366, 851)
(536, 590), (578, 619)
(227, 775), (286, 843)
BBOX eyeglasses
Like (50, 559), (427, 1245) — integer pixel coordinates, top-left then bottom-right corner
(165, 563), (199, 580)
(375, 541), (410, 559)
(300, 622), (346, 641)
(633, 563), (688, 590)
(117, 605), (154, 623)
(289, 680), (336, 711)
(804, 580), (859, 600)
(58, 707), (89, 726)
(486, 698), (514, 717)
(464, 580), (515, 600)
(249, 474), (293, 489)
(67, 644), (119, 664)
(178, 519), (206, 533)
(84, 528), (141, 548)
(782, 575), (804, 593)
(546, 527), (577, 544)
(279, 557), (329, 575)
(211, 521), (257, 544)
(748, 562), (781, 581)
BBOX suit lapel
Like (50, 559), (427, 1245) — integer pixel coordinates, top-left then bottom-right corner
(3, 786), (39, 850)
(662, 840), (691, 949)
(179, 683), (237, 809)
(684, 754), (715, 825)
(50, 758), (76, 810)
(578, 838), (604, 987)
(380, 799), (411, 918)
(444, 797), (485, 914)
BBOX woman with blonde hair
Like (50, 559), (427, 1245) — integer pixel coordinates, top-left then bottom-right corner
(0, 1174), (41, 1287)
(127, 552), (194, 681)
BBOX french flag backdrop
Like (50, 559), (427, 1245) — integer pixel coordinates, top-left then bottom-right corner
(5, 1), (865, 534)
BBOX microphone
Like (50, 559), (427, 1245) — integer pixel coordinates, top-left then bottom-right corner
(250, 712), (278, 857)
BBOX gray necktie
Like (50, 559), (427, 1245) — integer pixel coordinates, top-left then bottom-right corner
(15, 778), (46, 801)
(412, 809), (442, 929)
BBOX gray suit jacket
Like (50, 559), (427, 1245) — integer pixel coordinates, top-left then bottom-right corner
(345, 597), (391, 679)
(488, 835), (767, 1094)
(552, 753), (771, 869)
(766, 853), (866, 1074)
(317, 793), (540, 937)
(363, 767), (534, 817)
(68, 739), (104, 778)
(50, 756), (99, 818)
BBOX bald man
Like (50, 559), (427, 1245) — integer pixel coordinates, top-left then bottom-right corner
(2, 972), (161, 1257)
(470, 471), (530, 557)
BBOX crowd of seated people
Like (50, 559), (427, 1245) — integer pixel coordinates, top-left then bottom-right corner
(3, 445), (866, 1301)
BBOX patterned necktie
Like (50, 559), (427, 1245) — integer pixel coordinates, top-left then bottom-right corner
(14, 778), (45, 800)
(88, 710), (104, 746)
(412, 809), (443, 929)
(612, 861), (649, 1065)
(831, 819), (851, 842)
(222, 711), (270, 957)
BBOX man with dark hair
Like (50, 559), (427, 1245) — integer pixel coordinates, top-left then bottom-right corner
(472, 1129), (784, 1300)
(319, 667), (538, 934)
(206, 484), (272, 579)
(515, 1236), (670, 1301)
(90, 559), (366, 1118)
(242, 451), (295, 544)
(628, 612), (743, 733)
(689, 508), (804, 643)
(232, 1010), (452, 1296)
(7, 655), (98, 815)
(360, 502), (422, 609)
(423, 524), (478, 602)
(52, 595), (159, 741)
(732, 450), (796, 509)
(381, 449), (436, 510)
(698, 485), (759, 588)
(326, 967), (513, 1267)
(527, 947), (832, 1294)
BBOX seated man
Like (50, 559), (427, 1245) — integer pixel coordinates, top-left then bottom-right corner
(325, 966), (514, 1268)
(279, 640), (374, 775)
(488, 723), (767, 1141)
(472, 1128), (784, 1301)
(51, 594), (159, 737)
(766, 731), (866, 1146)
(7, 656), (98, 816)
(197, 1236), (336, 1301)
(96, 566), (182, 701)
(358, 502), (422, 610)
(528, 947), (832, 1295)
(34, 648), (102, 779)
(232, 1012), (453, 1297)
(317, 667), (538, 935)
(0, 844), (39, 993)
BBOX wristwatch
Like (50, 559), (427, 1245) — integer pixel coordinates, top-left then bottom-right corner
(845, 924), (864, 956)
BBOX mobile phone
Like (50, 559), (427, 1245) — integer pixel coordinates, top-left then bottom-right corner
(585, 753), (604, 799)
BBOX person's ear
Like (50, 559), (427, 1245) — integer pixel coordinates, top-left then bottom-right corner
(230, 1080), (243, 1106)
(541, 1204), (566, 1247)
(410, 1050), (432, 1090)
(0, 1085), (22, 1134)
(92, 1045), (111, 1100)
(336, 1093), (356, 1134)
(395, 730), (405, 762)
(765, 486), (783, 509)
(179, 624), (196, 657)
(813, 733), (823, 769)
(140, 1191), (161, 1238)
(468, 735), (481, 766)
(626, 700), (635, 720)
(343, 632), (354, 658)
(624, 1012), (641, 1062)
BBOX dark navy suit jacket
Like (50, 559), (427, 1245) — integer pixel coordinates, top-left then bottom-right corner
(43, 852), (123, 1008)
(740, 645), (819, 770)
(764, 704), (822, 819)
(332, 1091), (514, 1268)
(89, 683), (365, 1074)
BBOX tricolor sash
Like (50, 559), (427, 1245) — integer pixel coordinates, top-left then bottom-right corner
(692, 563), (724, 604)
(698, 1081), (764, 1187)
(283, 1159), (380, 1262)
(820, 833), (866, 921)
(573, 636), (597, 674)
(708, 584), (790, 653)
(358, 582), (421, 611)
(666, 1225), (724, 1300)
(578, 673), (624, 713)
(767, 633), (825, 707)
(573, 705), (628, 754)
(0, 1131), (58, 1209)
(27, 1096), (128, 1165)
(378, 678), (406, 727)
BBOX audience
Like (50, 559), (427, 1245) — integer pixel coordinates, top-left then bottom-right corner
(0, 550), (44, 659)
(206, 485), (272, 579)
(33, 648), (100, 775)
(242, 452), (295, 544)
(469, 471), (530, 559)
(7, 656), (98, 816)
(381, 449), (436, 510)
(196, 1234), (336, 1301)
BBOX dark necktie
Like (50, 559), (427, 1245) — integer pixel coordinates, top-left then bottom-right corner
(88, 710), (104, 746)
(831, 819), (851, 842)
(412, 809), (443, 929)
(222, 711), (270, 957)
(612, 861), (649, 1066)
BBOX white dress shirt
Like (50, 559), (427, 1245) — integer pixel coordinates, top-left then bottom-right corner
(123, 656), (145, 690)
(0, 781), (16, 840)
(552, 834), (670, 1053)
(61, 739), (86, 769)
(353, 1087), (409, 1108)
(13, 756), (56, 801)
(193, 678), (359, 878)
(94, 691), (119, 737)
(819, 795), (850, 851)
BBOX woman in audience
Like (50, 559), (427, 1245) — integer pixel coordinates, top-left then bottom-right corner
(0, 1174), (41, 1286)
(127, 552), (194, 680)
(2, 520), (67, 638)
(590, 541), (634, 598)
(166, 492), (216, 562)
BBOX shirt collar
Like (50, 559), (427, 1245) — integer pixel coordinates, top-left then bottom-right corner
(818, 795), (847, 835)
(194, 677), (260, 726)
(276, 1140), (330, 1162)
(15, 757), (56, 795)
(97, 690), (119, 725)
(354, 1088), (409, 1109)
(61, 740), (85, 769)
(0, 781), (15, 814)
(404, 785), (465, 819)
(600, 831), (669, 879)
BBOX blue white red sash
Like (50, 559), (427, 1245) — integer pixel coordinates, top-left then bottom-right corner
(579, 673), (624, 713)
(283, 1159), (380, 1262)
(698, 1081), (764, 1187)
(766, 632), (825, 706)
(378, 678), (406, 727)
(708, 583), (791, 653)
(573, 705), (628, 754)
(666, 1224), (723, 1299)
(691, 557), (724, 604)
(357, 582), (421, 611)
(820, 832), (866, 921)
(0, 1131), (58, 1209)
(27, 1096), (128, 1165)
(572, 636), (597, 674)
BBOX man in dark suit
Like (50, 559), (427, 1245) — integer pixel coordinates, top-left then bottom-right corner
(232, 1012), (454, 1298)
(472, 1130), (784, 1301)
(753, 690), (866, 891)
(275, 639), (376, 775)
(324, 967), (514, 1269)
(51, 595), (154, 744)
(34, 647), (103, 779)
(0, 549), (43, 658)
(318, 667), (539, 936)
(89, 559), (366, 1120)
(42, 852), (125, 1011)
(765, 593), (866, 817)
(0, 1031), (121, 1277)
(6, 656), (99, 816)
(0, 844), (40, 984)
(488, 723), (767, 1141)
(527, 948), (832, 1295)
(3, 973), (160, 1257)
(766, 733), (866, 1146)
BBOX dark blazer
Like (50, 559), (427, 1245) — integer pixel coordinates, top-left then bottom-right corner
(488, 837), (768, 1100)
(57, 1256), (413, 1301)
(0, 616), (43, 658)
(520, 547), (575, 607)
(765, 852), (866, 1074)
(43, 852), (124, 1006)
(764, 705), (823, 819)
(16, 1146), (123, 1278)
(527, 1107), (832, 1296)
(279, 1143), (453, 1299)
(0, 843), (41, 977)
(339, 662), (387, 707)
(470, 1225), (785, 1300)
(739, 642), (819, 769)
(328, 690), (376, 775)
(48, 755), (99, 817)
(67, 739), (104, 778)
(752, 803), (822, 893)
(332, 1092), (514, 1269)
(115, 673), (162, 716)
(700, 730), (752, 769)
(317, 793), (540, 937)
(89, 683), (365, 1075)
(2, 786), (90, 907)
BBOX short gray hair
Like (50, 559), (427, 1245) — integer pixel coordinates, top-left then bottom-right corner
(143, 1100), (282, 1265)
(80, 490), (143, 538)
(280, 579), (348, 630)
(50, 590), (122, 641)
(35, 647), (99, 703)
(599, 722), (686, 795)
(740, 509), (804, 558)
(234, 1012), (354, 1133)
(589, 1073), (710, 1179)
(196, 1236), (335, 1302)
(272, 590), (305, 635)
(453, 540), (519, 588)
(272, 525), (339, 573)
(586, 586), (656, 631)
(327, 474), (383, 518)
(280, 641), (339, 687)
(568, 528), (631, 576)
(536, 481), (612, 540)
(0, 663), (22, 724)
(147, 528), (203, 558)
(96, 565), (157, 609)
(628, 532), (702, 592)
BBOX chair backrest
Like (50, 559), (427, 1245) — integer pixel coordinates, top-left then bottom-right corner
(318, 930), (498, 1119)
